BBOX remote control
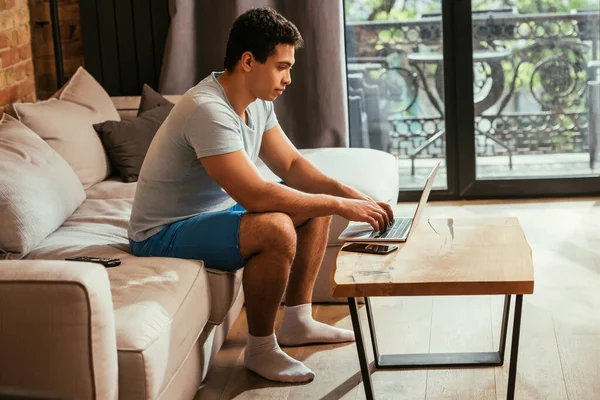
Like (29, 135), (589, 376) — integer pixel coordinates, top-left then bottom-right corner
(65, 256), (121, 267)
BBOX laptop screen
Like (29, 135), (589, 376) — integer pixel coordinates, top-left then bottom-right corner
(406, 161), (441, 237)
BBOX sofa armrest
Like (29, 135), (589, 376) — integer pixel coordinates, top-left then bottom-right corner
(0, 260), (118, 400)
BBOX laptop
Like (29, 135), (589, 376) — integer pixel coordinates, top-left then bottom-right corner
(338, 161), (441, 242)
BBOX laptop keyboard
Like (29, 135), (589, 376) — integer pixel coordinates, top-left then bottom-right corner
(369, 218), (412, 239)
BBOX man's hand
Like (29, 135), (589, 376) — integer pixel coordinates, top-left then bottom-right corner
(329, 182), (395, 229)
(338, 198), (392, 232)
(353, 193), (395, 226)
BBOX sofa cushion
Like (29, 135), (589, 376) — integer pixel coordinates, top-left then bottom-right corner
(110, 258), (210, 400)
(13, 99), (111, 189)
(0, 114), (86, 259)
(94, 105), (172, 182)
(256, 147), (399, 246)
(28, 248), (210, 400)
(24, 197), (133, 260)
(205, 268), (243, 325)
(257, 147), (398, 203)
(85, 177), (137, 200)
(25, 181), (241, 323)
(26, 192), (243, 327)
(138, 84), (175, 115)
(21, 194), (212, 399)
(57, 67), (121, 122)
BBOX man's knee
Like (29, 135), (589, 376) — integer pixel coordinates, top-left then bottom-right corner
(258, 212), (297, 261)
(240, 212), (297, 260)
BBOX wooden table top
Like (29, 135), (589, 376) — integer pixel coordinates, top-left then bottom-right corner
(331, 217), (534, 298)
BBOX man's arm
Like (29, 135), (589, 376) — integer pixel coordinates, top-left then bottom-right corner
(199, 150), (390, 231)
(258, 125), (351, 197)
(285, 156), (367, 199)
(259, 125), (394, 219)
(200, 150), (340, 219)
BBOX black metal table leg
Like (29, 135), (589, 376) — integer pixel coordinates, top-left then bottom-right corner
(361, 295), (512, 369)
(507, 295), (523, 400)
(347, 295), (521, 400)
(348, 297), (375, 399)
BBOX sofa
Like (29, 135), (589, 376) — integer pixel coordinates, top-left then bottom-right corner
(0, 69), (399, 400)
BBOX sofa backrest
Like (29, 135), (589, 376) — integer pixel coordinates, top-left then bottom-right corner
(111, 95), (182, 118)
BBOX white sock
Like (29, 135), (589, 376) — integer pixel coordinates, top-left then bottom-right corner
(277, 303), (355, 346)
(243, 333), (315, 383)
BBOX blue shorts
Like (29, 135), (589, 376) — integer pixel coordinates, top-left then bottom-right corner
(129, 203), (247, 272)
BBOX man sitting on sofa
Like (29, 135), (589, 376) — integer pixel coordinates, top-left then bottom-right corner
(128, 7), (394, 383)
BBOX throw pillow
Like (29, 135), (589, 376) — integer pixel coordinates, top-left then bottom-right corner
(56, 67), (121, 122)
(0, 114), (86, 259)
(137, 83), (175, 115)
(93, 105), (171, 182)
(13, 98), (111, 189)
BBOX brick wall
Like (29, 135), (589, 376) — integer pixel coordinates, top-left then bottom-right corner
(0, 0), (35, 105)
(0, 0), (83, 108)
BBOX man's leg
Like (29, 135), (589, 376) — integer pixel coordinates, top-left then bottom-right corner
(285, 216), (331, 306)
(238, 212), (314, 383)
(145, 209), (314, 382)
(277, 216), (355, 346)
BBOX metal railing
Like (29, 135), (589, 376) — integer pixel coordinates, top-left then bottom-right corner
(345, 10), (600, 171)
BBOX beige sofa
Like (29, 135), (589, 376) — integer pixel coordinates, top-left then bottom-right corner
(0, 96), (399, 400)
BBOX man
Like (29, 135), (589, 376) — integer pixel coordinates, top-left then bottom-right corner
(128, 7), (393, 383)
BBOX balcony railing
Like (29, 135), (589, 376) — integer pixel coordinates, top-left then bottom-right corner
(345, 9), (600, 173)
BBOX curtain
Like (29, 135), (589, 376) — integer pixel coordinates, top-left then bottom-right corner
(159, 0), (348, 148)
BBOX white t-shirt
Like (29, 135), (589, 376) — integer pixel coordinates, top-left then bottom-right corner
(128, 72), (278, 242)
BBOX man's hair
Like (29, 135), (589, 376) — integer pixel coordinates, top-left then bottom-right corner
(223, 7), (304, 72)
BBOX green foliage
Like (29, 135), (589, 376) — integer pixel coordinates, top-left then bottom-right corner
(348, 0), (594, 154)
(345, 0), (598, 22)
(347, 0), (595, 114)
(374, 8), (418, 21)
(516, 0), (590, 13)
(345, 0), (437, 22)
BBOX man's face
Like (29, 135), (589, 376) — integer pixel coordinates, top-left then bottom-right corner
(248, 44), (295, 101)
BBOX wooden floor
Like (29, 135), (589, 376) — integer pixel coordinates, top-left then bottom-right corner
(196, 198), (600, 400)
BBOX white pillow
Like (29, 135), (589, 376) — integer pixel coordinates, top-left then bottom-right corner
(57, 67), (121, 122)
(13, 98), (111, 189)
(0, 114), (86, 259)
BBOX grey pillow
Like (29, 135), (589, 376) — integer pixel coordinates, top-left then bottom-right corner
(138, 84), (175, 115)
(94, 106), (171, 182)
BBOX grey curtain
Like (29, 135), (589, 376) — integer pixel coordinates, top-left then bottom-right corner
(159, 0), (348, 148)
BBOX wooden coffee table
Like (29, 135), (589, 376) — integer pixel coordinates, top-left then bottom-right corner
(332, 217), (534, 400)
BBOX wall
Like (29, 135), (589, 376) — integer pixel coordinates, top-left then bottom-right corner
(0, 0), (84, 107)
(0, 0), (35, 105)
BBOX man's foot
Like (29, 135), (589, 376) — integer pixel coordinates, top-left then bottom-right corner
(244, 333), (315, 383)
(277, 303), (355, 346)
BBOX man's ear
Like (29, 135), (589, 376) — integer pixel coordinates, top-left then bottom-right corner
(240, 51), (253, 72)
